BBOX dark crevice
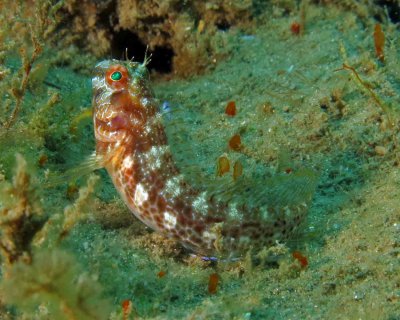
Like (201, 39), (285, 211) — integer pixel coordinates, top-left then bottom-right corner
(376, 0), (400, 23)
(150, 46), (175, 73)
(110, 29), (174, 74)
(215, 19), (231, 31)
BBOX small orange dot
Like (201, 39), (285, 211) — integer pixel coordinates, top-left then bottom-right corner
(229, 134), (242, 151)
(208, 273), (219, 294)
(121, 299), (133, 320)
(121, 299), (131, 309)
(38, 154), (48, 167)
(217, 155), (230, 176)
(66, 184), (79, 200)
(292, 251), (308, 268)
(225, 101), (236, 116)
(290, 22), (301, 35)
(157, 270), (166, 278)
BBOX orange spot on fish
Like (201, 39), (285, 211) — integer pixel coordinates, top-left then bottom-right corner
(225, 101), (236, 116)
(208, 272), (219, 294)
(217, 154), (230, 176)
(229, 134), (242, 151)
(292, 251), (308, 269)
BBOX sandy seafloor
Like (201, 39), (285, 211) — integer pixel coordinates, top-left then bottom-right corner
(0, 2), (399, 320)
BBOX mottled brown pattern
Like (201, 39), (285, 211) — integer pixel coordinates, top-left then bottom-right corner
(92, 59), (316, 257)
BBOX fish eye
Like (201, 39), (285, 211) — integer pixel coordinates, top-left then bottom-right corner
(105, 65), (129, 89)
(110, 71), (122, 81)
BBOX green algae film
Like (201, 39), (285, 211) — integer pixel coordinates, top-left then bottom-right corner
(0, 1), (400, 319)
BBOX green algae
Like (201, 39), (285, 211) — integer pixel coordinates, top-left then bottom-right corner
(1, 249), (113, 320)
(0, 1), (400, 319)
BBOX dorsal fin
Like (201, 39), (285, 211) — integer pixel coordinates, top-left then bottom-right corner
(159, 101), (318, 209)
(207, 167), (318, 208)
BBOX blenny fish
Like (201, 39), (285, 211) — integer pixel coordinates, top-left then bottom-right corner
(92, 59), (317, 257)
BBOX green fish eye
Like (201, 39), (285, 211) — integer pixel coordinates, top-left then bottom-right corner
(110, 71), (122, 81)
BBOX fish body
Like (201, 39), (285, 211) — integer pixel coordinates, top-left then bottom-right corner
(92, 59), (317, 257)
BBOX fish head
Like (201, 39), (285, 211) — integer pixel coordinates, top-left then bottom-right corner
(91, 59), (156, 146)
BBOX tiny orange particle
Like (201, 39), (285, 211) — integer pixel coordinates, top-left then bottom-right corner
(208, 273), (219, 294)
(233, 160), (243, 180)
(38, 154), (48, 167)
(157, 270), (166, 278)
(121, 299), (132, 320)
(225, 101), (236, 116)
(292, 251), (308, 268)
(122, 299), (131, 309)
(217, 155), (230, 176)
(66, 183), (79, 200)
(229, 134), (241, 151)
(374, 23), (385, 63)
(285, 168), (293, 174)
(290, 22), (301, 35)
